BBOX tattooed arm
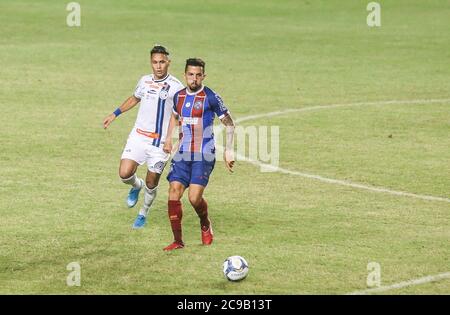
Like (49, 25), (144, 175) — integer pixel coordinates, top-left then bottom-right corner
(220, 113), (235, 172)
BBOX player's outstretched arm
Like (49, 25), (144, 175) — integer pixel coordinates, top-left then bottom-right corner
(103, 95), (140, 129)
(221, 113), (235, 173)
(163, 113), (179, 154)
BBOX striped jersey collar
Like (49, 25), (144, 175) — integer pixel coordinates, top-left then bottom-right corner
(185, 85), (204, 96)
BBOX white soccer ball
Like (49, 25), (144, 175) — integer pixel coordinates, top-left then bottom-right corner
(223, 255), (249, 281)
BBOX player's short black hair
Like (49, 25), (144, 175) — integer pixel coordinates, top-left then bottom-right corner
(185, 58), (205, 73)
(150, 45), (170, 56)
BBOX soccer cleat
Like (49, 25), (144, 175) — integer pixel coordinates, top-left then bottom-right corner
(163, 242), (184, 251)
(201, 221), (214, 245)
(132, 214), (147, 229)
(126, 179), (143, 208)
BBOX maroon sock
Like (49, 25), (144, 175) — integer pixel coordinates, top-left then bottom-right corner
(194, 198), (210, 231)
(168, 200), (183, 244)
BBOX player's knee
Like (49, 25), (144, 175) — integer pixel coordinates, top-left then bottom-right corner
(145, 179), (158, 190)
(169, 186), (183, 201)
(119, 170), (134, 180)
(188, 195), (202, 208)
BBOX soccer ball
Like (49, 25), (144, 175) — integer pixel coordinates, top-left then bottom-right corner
(223, 256), (249, 281)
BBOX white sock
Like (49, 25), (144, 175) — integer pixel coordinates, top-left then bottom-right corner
(121, 174), (143, 189)
(138, 185), (158, 217)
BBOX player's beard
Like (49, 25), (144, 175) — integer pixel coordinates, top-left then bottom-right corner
(189, 82), (201, 92)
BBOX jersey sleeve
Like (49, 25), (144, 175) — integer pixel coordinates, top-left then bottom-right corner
(169, 78), (185, 116)
(172, 91), (180, 116)
(133, 76), (145, 99)
(208, 90), (229, 119)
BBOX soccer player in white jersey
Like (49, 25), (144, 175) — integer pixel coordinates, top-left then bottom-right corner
(103, 45), (184, 229)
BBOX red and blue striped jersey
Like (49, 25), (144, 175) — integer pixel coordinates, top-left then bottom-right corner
(172, 85), (229, 154)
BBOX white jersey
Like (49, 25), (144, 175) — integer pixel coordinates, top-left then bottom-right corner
(132, 74), (184, 147)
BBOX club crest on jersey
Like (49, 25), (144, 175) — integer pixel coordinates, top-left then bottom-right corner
(194, 100), (203, 110)
(159, 89), (169, 100)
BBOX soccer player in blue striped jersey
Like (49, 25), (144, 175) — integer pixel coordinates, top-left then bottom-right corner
(162, 58), (235, 251)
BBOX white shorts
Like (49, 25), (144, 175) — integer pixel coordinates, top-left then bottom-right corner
(121, 132), (170, 174)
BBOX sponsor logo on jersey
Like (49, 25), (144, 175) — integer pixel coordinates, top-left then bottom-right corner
(185, 102), (191, 108)
(181, 117), (199, 125)
(146, 82), (162, 89)
(215, 93), (227, 113)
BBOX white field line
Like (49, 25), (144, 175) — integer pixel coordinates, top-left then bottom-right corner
(235, 98), (450, 124)
(217, 148), (450, 203)
(347, 272), (450, 295)
(217, 98), (450, 203)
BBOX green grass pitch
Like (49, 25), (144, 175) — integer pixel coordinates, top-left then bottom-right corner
(0, 0), (449, 294)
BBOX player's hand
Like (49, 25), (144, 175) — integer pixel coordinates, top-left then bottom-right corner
(103, 114), (116, 129)
(163, 140), (173, 154)
(224, 149), (235, 173)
